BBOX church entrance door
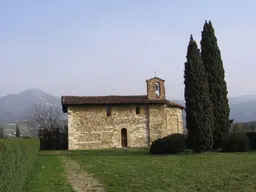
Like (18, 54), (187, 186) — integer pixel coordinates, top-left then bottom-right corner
(121, 128), (128, 147)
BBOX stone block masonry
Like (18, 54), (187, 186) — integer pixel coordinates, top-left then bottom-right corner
(68, 104), (183, 150)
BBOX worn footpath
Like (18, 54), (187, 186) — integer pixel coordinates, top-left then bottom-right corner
(60, 156), (105, 192)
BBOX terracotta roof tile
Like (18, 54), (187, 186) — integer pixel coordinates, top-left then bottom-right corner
(61, 95), (184, 110)
(61, 95), (148, 104)
(146, 77), (165, 82)
(166, 101), (185, 109)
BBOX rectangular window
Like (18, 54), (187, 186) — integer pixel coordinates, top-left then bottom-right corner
(106, 106), (111, 116)
(136, 107), (141, 114)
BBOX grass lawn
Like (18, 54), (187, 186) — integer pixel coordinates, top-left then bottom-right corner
(22, 154), (74, 192)
(70, 148), (256, 192)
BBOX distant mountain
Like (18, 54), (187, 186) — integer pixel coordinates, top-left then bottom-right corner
(0, 88), (61, 123)
(171, 95), (256, 123)
(0, 89), (256, 124)
(228, 96), (256, 123)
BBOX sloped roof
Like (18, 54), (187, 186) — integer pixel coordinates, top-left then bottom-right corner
(62, 95), (148, 105)
(61, 95), (184, 112)
(146, 77), (165, 82)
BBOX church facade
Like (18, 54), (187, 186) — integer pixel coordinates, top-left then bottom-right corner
(61, 77), (184, 150)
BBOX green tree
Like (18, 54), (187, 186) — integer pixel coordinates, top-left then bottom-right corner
(184, 35), (214, 152)
(200, 20), (230, 149)
(248, 123), (256, 132)
(16, 124), (21, 137)
(0, 127), (4, 138)
(232, 123), (242, 133)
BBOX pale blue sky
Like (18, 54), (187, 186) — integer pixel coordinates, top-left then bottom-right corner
(1, 0), (256, 99)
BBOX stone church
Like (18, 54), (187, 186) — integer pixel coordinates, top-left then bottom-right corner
(61, 77), (184, 150)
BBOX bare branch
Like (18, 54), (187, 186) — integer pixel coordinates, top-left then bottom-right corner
(27, 104), (64, 131)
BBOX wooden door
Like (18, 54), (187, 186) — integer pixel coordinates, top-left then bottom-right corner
(121, 128), (127, 147)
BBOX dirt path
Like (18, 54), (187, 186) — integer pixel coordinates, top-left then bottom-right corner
(60, 156), (105, 192)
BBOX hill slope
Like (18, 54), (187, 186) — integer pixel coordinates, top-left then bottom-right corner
(0, 89), (256, 123)
(0, 89), (61, 123)
(172, 95), (256, 123)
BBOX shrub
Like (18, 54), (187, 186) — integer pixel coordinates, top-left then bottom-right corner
(150, 133), (186, 154)
(246, 132), (256, 150)
(0, 138), (39, 192)
(39, 127), (68, 150)
(150, 137), (169, 154)
(222, 134), (249, 152)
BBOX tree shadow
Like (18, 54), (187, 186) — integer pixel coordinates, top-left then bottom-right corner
(39, 148), (150, 157)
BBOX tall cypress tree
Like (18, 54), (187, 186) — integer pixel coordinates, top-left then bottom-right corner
(184, 35), (214, 152)
(200, 21), (230, 149)
(16, 124), (21, 138)
(0, 127), (4, 138)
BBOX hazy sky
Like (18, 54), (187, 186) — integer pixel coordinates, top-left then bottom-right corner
(1, 0), (256, 99)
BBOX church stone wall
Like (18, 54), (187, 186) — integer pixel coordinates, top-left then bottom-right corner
(148, 104), (167, 143)
(166, 107), (184, 135)
(68, 104), (184, 150)
(68, 105), (148, 150)
(148, 105), (183, 144)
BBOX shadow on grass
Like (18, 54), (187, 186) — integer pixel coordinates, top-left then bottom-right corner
(39, 148), (256, 157)
(39, 147), (151, 157)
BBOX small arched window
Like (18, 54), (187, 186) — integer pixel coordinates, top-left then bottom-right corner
(106, 106), (111, 116)
(155, 82), (160, 96)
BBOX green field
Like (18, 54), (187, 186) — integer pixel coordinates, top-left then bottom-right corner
(22, 148), (256, 192)
(22, 155), (74, 192)
(71, 149), (256, 192)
